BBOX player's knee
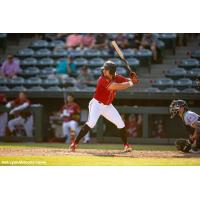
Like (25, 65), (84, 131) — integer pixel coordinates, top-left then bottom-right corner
(116, 121), (125, 129)
(86, 121), (95, 129)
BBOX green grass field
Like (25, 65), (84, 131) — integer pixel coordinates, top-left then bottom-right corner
(0, 143), (200, 166)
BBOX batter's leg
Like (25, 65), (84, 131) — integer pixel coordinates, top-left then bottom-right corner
(102, 104), (129, 145)
(71, 99), (102, 150)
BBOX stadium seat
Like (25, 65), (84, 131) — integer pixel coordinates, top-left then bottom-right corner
(69, 50), (84, 58)
(100, 50), (110, 58)
(66, 86), (80, 91)
(23, 67), (40, 77)
(81, 86), (96, 92)
(11, 86), (27, 92)
(109, 58), (123, 66)
(73, 58), (88, 67)
(43, 77), (59, 86)
(48, 40), (65, 49)
(191, 50), (200, 60)
(88, 58), (105, 67)
(152, 78), (174, 90)
(182, 88), (199, 93)
(165, 68), (187, 80)
(116, 67), (127, 76)
(144, 87), (161, 93)
(114, 49), (135, 58)
(174, 78), (193, 90)
(40, 67), (56, 77)
(34, 48), (52, 58)
(29, 86), (45, 92)
(52, 49), (68, 58)
(17, 48), (34, 58)
(0, 77), (8, 85)
(60, 77), (77, 86)
(126, 58), (140, 71)
(178, 58), (199, 70)
(0, 86), (10, 92)
(30, 40), (49, 49)
(186, 68), (200, 79)
(162, 88), (180, 93)
(9, 77), (25, 85)
(21, 57), (38, 67)
(46, 86), (62, 92)
(38, 58), (55, 67)
(26, 77), (42, 86)
(84, 49), (101, 58)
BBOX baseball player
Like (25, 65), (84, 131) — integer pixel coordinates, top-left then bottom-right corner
(169, 100), (200, 153)
(6, 92), (33, 137)
(69, 60), (139, 152)
(60, 93), (81, 143)
(0, 94), (8, 136)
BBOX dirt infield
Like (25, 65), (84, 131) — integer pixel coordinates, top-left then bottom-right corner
(1, 147), (200, 158)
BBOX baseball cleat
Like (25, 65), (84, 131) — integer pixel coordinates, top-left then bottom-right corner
(123, 144), (132, 153)
(69, 142), (77, 152)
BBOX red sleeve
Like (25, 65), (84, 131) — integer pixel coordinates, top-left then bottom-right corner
(115, 74), (129, 83)
(98, 76), (111, 88)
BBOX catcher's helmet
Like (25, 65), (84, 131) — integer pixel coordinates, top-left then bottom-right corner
(101, 60), (116, 75)
(169, 100), (188, 119)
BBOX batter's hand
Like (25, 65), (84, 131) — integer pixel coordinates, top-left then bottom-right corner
(130, 72), (139, 84)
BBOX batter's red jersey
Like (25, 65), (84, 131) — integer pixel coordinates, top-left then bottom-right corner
(60, 102), (80, 122)
(93, 74), (129, 105)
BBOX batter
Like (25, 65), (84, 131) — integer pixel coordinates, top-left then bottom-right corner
(69, 60), (139, 152)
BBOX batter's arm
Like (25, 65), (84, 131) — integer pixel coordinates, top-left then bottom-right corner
(108, 81), (134, 91)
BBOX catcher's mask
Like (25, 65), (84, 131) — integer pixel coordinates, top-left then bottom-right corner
(101, 60), (116, 76)
(169, 100), (188, 119)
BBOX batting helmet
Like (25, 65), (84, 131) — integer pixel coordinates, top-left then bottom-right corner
(169, 100), (188, 119)
(101, 60), (116, 75)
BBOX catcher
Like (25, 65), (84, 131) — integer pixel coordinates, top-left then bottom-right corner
(169, 100), (200, 153)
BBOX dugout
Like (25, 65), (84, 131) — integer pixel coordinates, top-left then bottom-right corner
(0, 91), (200, 144)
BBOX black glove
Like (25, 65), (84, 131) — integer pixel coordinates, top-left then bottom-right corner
(175, 139), (192, 153)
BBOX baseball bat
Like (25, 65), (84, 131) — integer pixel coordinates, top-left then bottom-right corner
(111, 40), (133, 74)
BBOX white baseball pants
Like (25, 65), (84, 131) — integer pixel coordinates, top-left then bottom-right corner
(86, 98), (125, 129)
(0, 112), (8, 136)
(8, 115), (33, 137)
(62, 120), (78, 143)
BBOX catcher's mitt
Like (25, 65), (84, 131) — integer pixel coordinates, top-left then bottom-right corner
(175, 138), (191, 153)
(130, 72), (139, 84)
